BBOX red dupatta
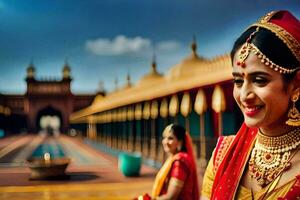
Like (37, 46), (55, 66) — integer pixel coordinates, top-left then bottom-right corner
(211, 123), (258, 200)
(184, 132), (200, 200)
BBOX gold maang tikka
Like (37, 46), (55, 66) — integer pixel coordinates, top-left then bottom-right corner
(237, 27), (300, 74)
(237, 27), (260, 68)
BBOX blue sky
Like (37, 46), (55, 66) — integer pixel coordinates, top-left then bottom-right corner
(0, 0), (299, 94)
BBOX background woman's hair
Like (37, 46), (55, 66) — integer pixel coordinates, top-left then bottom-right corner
(230, 27), (300, 85)
(169, 124), (187, 152)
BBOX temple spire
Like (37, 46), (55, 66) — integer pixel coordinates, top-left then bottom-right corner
(191, 35), (198, 57)
(126, 71), (131, 87)
(62, 57), (71, 79)
(26, 58), (36, 79)
(97, 80), (106, 95)
(151, 52), (158, 74)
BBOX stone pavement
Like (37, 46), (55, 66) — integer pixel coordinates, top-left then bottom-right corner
(0, 135), (157, 200)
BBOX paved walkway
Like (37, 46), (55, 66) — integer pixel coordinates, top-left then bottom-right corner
(0, 134), (157, 200)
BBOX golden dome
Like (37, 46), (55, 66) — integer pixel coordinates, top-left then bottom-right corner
(166, 40), (207, 80)
(137, 56), (164, 87)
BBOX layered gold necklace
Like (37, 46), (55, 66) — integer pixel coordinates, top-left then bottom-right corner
(248, 128), (300, 187)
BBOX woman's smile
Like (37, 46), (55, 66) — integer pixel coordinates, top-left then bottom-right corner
(243, 105), (264, 117)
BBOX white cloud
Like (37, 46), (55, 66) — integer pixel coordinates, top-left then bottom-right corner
(85, 35), (182, 56)
(85, 35), (151, 56)
(156, 41), (181, 52)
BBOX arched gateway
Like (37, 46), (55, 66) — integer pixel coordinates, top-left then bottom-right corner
(0, 61), (95, 134)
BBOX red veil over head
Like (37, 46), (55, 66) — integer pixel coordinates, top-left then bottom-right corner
(184, 131), (199, 200)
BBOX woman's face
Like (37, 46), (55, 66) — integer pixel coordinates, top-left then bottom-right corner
(232, 50), (293, 132)
(162, 129), (181, 155)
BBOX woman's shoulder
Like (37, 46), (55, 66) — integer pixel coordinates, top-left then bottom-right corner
(174, 152), (193, 166)
(213, 135), (236, 173)
(174, 152), (190, 161)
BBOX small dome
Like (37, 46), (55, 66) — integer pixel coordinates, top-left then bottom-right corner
(137, 56), (164, 86)
(137, 71), (163, 86)
(62, 59), (71, 79)
(26, 61), (35, 79)
(167, 40), (206, 80)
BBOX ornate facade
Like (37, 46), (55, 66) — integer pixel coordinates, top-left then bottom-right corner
(0, 61), (95, 134)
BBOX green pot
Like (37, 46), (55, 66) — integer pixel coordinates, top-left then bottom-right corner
(118, 152), (142, 177)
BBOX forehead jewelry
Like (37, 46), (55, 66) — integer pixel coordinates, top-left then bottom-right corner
(237, 27), (260, 68)
(237, 27), (300, 74)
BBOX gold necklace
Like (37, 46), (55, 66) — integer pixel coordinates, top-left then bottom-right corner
(248, 128), (300, 187)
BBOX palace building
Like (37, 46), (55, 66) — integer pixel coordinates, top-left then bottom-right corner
(0, 61), (95, 134)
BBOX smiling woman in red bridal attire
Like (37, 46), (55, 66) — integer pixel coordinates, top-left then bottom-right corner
(201, 10), (300, 200)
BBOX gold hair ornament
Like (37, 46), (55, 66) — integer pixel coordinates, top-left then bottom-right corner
(238, 10), (300, 74)
(250, 43), (299, 74)
(237, 39), (300, 74)
(251, 11), (300, 64)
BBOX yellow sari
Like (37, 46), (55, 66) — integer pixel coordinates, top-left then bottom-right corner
(202, 156), (297, 199)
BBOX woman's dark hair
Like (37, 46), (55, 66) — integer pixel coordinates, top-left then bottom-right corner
(230, 26), (300, 85)
(170, 124), (187, 152)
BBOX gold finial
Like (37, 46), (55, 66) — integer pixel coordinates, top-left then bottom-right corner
(126, 71), (131, 87)
(62, 57), (71, 79)
(26, 58), (35, 79)
(191, 35), (198, 57)
(97, 80), (106, 95)
(151, 52), (158, 74)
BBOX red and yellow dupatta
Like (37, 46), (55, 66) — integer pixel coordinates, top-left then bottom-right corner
(151, 155), (176, 198)
(211, 123), (258, 200)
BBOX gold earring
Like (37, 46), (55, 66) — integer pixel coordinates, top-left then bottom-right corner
(286, 92), (300, 126)
(177, 145), (182, 152)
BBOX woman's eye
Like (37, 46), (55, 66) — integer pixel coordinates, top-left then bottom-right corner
(253, 77), (268, 85)
(233, 78), (243, 86)
(167, 137), (173, 140)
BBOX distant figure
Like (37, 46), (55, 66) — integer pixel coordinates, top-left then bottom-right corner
(201, 10), (300, 199)
(137, 124), (199, 200)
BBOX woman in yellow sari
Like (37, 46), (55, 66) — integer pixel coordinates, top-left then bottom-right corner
(201, 10), (300, 200)
(137, 124), (199, 200)
(152, 124), (199, 200)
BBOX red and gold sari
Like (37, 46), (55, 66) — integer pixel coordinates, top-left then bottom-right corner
(152, 134), (199, 200)
(202, 123), (300, 199)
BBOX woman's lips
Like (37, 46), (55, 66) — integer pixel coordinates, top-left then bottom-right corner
(244, 105), (263, 117)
